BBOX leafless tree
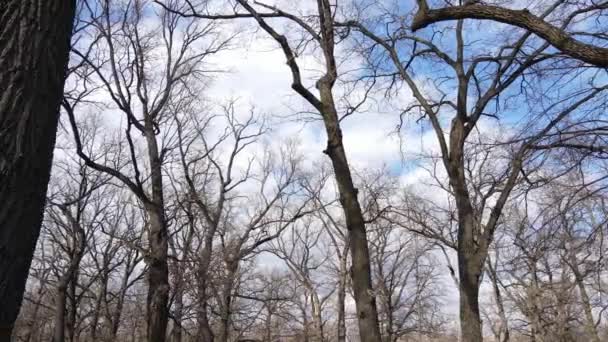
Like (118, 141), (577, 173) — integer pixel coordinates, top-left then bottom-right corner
(341, 2), (608, 339)
(165, 1), (385, 339)
(63, 0), (231, 339)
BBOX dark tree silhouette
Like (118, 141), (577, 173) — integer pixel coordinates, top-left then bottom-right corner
(0, 0), (76, 339)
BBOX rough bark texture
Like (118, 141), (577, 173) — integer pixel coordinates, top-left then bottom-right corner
(144, 204), (169, 342)
(412, 1), (608, 67)
(144, 117), (170, 342)
(0, 0), (75, 339)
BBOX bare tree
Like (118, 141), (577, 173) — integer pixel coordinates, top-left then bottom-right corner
(64, 0), (230, 339)
(342, 3), (608, 338)
(165, 1), (385, 339)
(44, 162), (108, 342)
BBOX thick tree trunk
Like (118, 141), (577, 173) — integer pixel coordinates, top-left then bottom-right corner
(0, 0), (75, 338)
(456, 213), (484, 342)
(458, 263), (483, 342)
(317, 80), (382, 342)
(143, 123), (169, 342)
(145, 205), (170, 342)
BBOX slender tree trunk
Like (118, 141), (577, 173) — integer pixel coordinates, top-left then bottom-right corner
(23, 285), (45, 342)
(264, 307), (273, 342)
(67, 272), (78, 342)
(487, 259), (509, 342)
(317, 79), (382, 342)
(53, 219), (84, 342)
(171, 282), (183, 342)
(0, 1), (75, 338)
(578, 278), (600, 342)
(568, 258), (601, 342)
(52, 283), (68, 342)
(309, 291), (324, 342)
(336, 261), (347, 342)
(196, 229), (216, 342)
(90, 278), (105, 341)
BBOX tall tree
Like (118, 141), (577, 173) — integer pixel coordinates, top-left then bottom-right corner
(0, 0), (76, 338)
(342, 3), (608, 339)
(64, 1), (228, 339)
(171, 2), (385, 340)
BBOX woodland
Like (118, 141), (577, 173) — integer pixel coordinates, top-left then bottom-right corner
(1, 1), (608, 342)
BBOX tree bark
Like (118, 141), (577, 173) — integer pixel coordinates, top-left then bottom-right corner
(143, 118), (170, 342)
(145, 205), (169, 342)
(0, 0), (75, 338)
(458, 263), (482, 342)
(52, 283), (68, 342)
(218, 259), (238, 342)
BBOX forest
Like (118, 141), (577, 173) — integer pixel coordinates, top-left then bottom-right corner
(1, 0), (608, 341)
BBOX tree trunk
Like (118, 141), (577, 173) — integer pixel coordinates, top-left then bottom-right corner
(336, 260), (347, 342)
(218, 260), (238, 342)
(171, 280), (184, 342)
(0, 0), (75, 338)
(487, 259), (509, 342)
(52, 283), (68, 342)
(66, 271), (78, 342)
(196, 228), (216, 342)
(568, 257), (600, 342)
(456, 211), (483, 342)
(143, 121), (169, 342)
(458, 265), (482, 342)
(309, 291), (324, 342)
(317, 79), (382, 342)
(90, 274), (106, 341)
(145, 205), (169, 342)
(264, 306), (273, 342)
